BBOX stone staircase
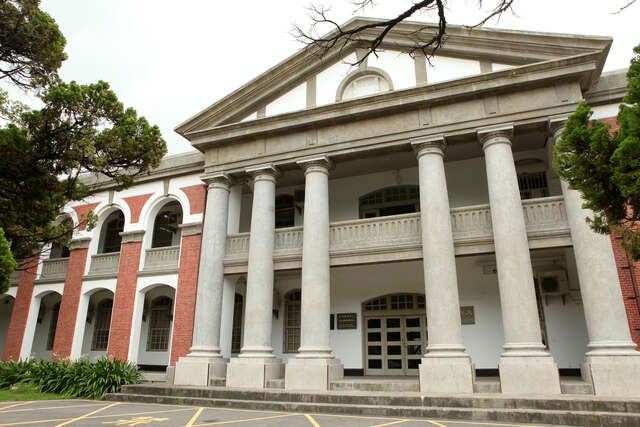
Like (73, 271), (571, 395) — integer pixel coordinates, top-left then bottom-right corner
(106, 383), (640, 426)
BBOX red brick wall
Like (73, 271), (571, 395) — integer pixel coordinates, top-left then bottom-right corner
(169, 232), (202, 366)
(611, 235), (640, 348)
(123, 194), (153, 224)
(107, 241), (142, 361)
(181, 184), (206, 215)
(51, 247), (89, 358)
(3, 255), (40, 361)
(72, 203), (99, 231)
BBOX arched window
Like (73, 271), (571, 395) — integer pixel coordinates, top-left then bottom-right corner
(99, 211), (124, 254)
(231, 293), (243, 354)
(359, 186), (419, 218)
(283, 290), (301, 353)
(46, 302), (60, 351)
(91, 299), (113, 351)
(336, 68), (394, 102)
(152, 201), (183, 248)
(50, 217), (72, 259)
(146, 296), (172, 352)
(275, 195), (295, 229)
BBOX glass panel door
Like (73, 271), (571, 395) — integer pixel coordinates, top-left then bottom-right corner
(365, 317), (384, 374)
(385, 317), (404, 373)
(404, 316), (424, 375)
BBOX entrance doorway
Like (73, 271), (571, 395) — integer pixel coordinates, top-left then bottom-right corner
(362, 294), (427, 376)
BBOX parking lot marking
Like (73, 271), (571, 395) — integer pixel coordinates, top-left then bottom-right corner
(185, 408), (204, 427)
(54, 402), (120, 426)
(427, 421), (449, 427)
(0, 403), (104, 413)
(438, 421), (541, 427)
(371, 420), (409, 427)
(194, 413), (296, 426)
(304, 414), (320, 427)
(102, 416), (169, 425)
(0, 402), (33, 411)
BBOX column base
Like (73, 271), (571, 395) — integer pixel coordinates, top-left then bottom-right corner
(499, 356), (561, 395)
(173, 356), (228, 386)
(583, 354), (640, 397)
(226, 357), (283, 389)
(285, 358), (344, 391)
(419, 356), (474, 394)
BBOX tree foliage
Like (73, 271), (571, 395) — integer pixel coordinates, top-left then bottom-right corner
(553, 44), (640, 260)
(0, 228), (17, 293)
(0, 1), (167, 285)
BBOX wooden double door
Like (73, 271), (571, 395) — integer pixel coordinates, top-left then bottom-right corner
(364, 314), (427, 375)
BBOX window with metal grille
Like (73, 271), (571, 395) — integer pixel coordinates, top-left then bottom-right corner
(231, 293), (243, 354)
(517, 172), (548, 200)
(146, 296), (172, 352)
(275, 195), (295, 228)
(284, 290), (301, 353)
(359, 186), (419, 218)
(364, 297), (388, 311)
(100, 210), (124, 253)
(46, 302), (60, 350)
(91, 299), (113, 351)
(364, 294), (424, 312)
(152, 201), (183, 248)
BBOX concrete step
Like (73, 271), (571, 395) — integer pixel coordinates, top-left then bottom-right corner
(105, 391), (640, 426)
(266, 379), (284, 389)
(561, 379), (594, 395)
(330, 378), (419, 392)
(473, 379), (501, 394)
(140, 372), (166, 383)
(209, 377), (226, 387)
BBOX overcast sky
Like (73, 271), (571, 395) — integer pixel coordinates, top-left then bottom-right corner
(16, 1), (640, 154)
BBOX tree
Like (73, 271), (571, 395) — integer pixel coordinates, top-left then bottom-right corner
(553, 44), (640, 260)
(0, 228), (17, 293)
(0, 1), (167, 285)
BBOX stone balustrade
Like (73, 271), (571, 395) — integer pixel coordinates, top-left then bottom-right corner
(39, 258), (69, 280)
(223, 196), (570, 273)
(143, 245), (180, 271)
(89, 252), (121, 276)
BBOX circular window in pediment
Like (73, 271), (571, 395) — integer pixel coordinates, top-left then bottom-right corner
(336, 67), (393, 102)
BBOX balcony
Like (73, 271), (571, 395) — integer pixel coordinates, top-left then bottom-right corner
(36, 258), (69, 282)
(143, 246), (180, 272)
(224, 196), (571, 274)
(88, 252), (121, 277)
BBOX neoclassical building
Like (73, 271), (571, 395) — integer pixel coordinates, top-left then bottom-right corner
(2, 19), (640, 396)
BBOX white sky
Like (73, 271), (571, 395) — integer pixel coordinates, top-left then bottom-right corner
(11, 1), (640, 154)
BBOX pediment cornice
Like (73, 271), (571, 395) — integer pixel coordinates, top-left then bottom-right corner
(175, 18), (611, 137)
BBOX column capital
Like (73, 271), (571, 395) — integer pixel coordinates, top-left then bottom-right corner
(69, 237), (91, 250)
(201, 173), (232, 191)
(119, 230), (145, 243)
(297, 156), (332, 175)
(411, 135), (446, 158)
(548, 116), (569, 140)
(178, 221), (203, 236)
(246, 164), (280, 183)
(477, 124), (514, 151)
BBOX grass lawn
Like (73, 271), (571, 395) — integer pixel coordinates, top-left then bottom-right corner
(0, 384), (70, 401)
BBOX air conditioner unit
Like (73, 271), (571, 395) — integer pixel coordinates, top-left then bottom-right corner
(536, 269), (569, 296)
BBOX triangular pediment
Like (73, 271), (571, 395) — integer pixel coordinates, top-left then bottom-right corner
(175, 17), (611, 139)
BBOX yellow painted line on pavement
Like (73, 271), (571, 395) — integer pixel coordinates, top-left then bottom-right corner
(0, 402), (33, 411)
(440, 420), (542, 427)
(372, 420), (409, 427)
(54, 402), (120, 426)
(185, 407), (204, 427)
(194, 413), (297, 426)
(0, 403), (104, 413)
(304, 413), (320, 427)
(427, 421), (449, 427)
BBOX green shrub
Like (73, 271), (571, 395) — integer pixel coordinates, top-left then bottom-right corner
(0, 357), (141, 399)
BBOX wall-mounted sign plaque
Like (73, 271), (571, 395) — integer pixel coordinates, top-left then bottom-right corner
(337, 313), (357, 330)
(460, 306), (475, 325)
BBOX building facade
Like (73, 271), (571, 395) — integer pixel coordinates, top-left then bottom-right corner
(2, 19), (640, 396)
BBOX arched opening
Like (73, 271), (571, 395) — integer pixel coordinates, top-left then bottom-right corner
(275, 195), (295, 229)
(80, 290), (114, 360)
(151, 201), (183, 248)
(336, 68), (394, 102)
(0, 295), (15, 356)
(30, 292), (62, 360)
(283, 289), (301, 353)
(359, 186), (420, 219)
(137, 285), (175, 369)
(99, 210), (124, 254)
(362, 293), (426, 376)
(49, 217), (72, 259)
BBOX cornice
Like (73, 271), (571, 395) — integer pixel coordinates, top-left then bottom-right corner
(175, 17), (610, 135)
(187, 53), (599, 149)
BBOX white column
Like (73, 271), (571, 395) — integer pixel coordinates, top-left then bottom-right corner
(550, 119), (640, 396)
(220, 184), (243, 358)
(412, 136), (473, 393)
(174, 174), (231, 386)
(285, 157), (343, 391)
(478, 125), (561, 395)
(226, 165), (283, 388)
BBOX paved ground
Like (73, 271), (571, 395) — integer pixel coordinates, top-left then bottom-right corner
(0, 400), (571, 427)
